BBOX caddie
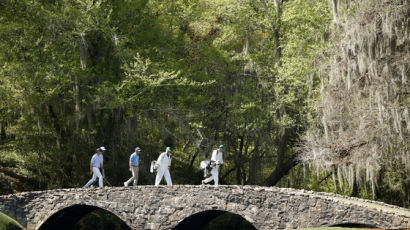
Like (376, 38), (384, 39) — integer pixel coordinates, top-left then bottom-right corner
(202, 145), (225, 187)
(155, 147), (173, 186)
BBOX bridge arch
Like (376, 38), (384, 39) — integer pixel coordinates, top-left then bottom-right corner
(173, 209), (257, 230)
(36, 203), (131, 230)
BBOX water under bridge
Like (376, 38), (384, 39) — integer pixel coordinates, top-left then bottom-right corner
(0, 185), (409, 230)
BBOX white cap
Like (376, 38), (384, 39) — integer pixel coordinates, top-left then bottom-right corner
(100, 146), (106, 151)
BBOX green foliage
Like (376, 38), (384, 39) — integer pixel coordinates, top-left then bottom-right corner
(0, 0), (405, 209)
(0, 212), (23, 230)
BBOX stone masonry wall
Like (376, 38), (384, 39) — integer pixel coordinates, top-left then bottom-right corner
(0, 185), (409, 230)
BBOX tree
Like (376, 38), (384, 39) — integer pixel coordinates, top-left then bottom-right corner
(301, 0), (409, 207)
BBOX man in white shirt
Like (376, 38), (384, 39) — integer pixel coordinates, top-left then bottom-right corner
(155, 147), (173, 186)
(90, 146), (106, 187)
(202, 145), (225, 187)
(83, 148), (104, 188)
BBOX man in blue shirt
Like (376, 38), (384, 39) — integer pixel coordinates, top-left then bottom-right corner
(124, 147), (141, 186)
(83, 148), (104, 188)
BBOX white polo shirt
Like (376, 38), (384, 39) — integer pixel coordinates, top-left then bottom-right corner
(211, 150), (223, 164)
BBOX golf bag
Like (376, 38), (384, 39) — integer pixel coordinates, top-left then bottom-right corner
(150, 160), (158, 173)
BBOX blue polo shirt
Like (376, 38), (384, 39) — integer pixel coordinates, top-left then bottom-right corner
(91, 154), (102, 168)
(130, 153), (139, 166)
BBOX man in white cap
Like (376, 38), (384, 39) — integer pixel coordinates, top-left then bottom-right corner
(83, 148), (104, 188)
(90, 146), (106, 188)
(202, 145), (224, 187)
(155, 147), (172, 186)
(124, 147), (141, 186)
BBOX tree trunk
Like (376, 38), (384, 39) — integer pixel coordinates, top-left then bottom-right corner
(247, 143), (259, 185)
(236, 135), (244, 184)
(264, 128), (299, 186)
(0, 122), (6, 142)
(351, 175), (359, 197)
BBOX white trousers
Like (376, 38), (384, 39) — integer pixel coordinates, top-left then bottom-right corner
(155, 167), (172, 186)
(83, 167), (103, 188)
(204, 168), (219, 186)
(124, 166), (139, 186)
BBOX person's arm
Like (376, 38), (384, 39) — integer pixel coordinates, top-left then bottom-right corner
(168, 156), (171, 170)
(129, 155), (133, 171)
(89, 162), (93, 175)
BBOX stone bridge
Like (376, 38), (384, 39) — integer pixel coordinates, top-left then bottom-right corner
(0, 185), (409, 230)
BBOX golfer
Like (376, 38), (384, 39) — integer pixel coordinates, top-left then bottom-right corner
(124, 147), (141, 186)
(90, 146), (106, 187)
(83, 148), (105, 188)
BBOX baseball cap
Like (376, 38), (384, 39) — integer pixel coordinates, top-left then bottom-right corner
(166, 147), (171, 151)
(135, 147), (141, 151)
(219, 145), (225, 148)
(100, 146), (106, 151)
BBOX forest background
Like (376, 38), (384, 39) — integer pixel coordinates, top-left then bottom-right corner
(0, 0), (408, 208)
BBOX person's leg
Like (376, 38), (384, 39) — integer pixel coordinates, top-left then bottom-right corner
(164, 169), (172, 185)
(203, 175), (214, 184)
(93, 167), (103, 188)
(155, 169), (165, 186)
(204, 167), (218, 184)
(91, 168), (101, 187)
(83, 170), (98, 188)
(133, 167), (139, 186)
(213, 170), (219, 186)
(124, 168), (136, 186)
(92, 177), (98, 186)
(124, 177), (132, 187)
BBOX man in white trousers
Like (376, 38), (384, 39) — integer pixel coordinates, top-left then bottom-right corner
(124, 147), (141, 186)
(83, 148), (104, 188)
(155, 147), (172, 186)
(90, 146), (106, 188)
(202, 145), (225, 187)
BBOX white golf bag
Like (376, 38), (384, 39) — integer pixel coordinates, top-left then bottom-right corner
(150, 160), (158, 173)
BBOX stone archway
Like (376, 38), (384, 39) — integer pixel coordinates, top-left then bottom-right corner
(36, 204), (131, 230)
(173, 210), (258, 230)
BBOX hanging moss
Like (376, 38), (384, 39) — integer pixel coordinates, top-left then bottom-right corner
(302, 0), (409, 205)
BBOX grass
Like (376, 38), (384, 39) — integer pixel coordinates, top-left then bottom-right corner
(0, 212), (23, 230)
